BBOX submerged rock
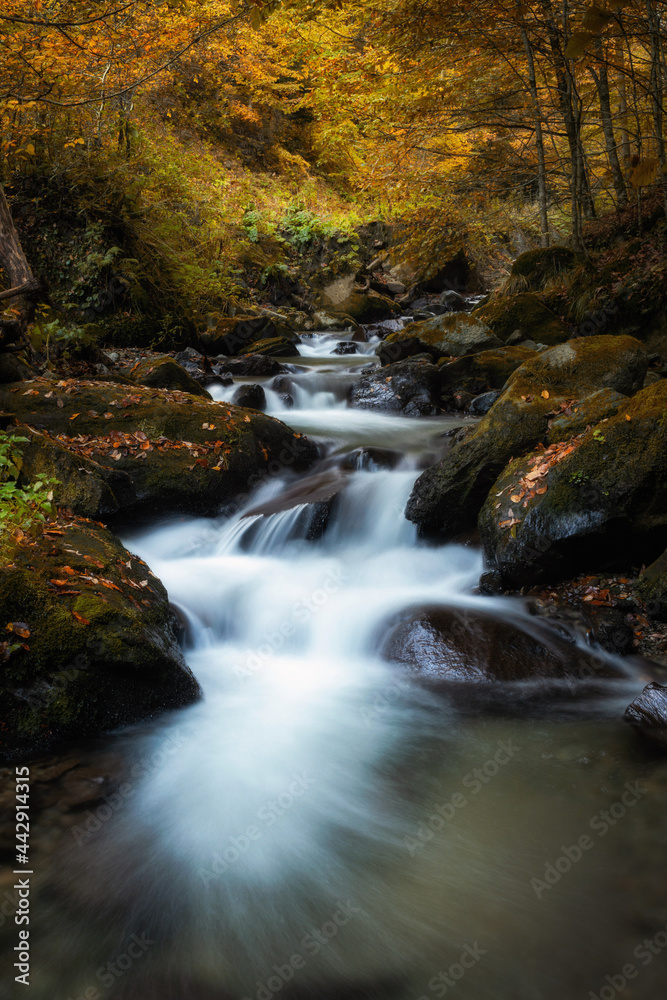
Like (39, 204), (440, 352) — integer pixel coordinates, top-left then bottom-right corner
(2, 378), (317, 523)
(479, 380), (667, 588)
(0, 516), (200, 761)
(624, 683), (667, 748)
(348, 359), (441, 417)
(406, 336), (648, 538)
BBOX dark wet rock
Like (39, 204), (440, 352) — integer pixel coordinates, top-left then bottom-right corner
(479, 380), (667, 589)
(406, 336), (649, 538)
(243, 336), (300, 358)
(0, 353), (32, 384)
(127, 355), (211, 398)
(216, 354), (287, 377)
(333, 342), (358, 355)
(0, 517), (200, 762)
(348, 359), (441, 417)
(243, 469), (350, 541)
(469, 391), (500, 416)
(340, 447), (403, 471)
(451, 390), (476, 412)
(381, 605), (624, 685)
(174, 347), (204, 366)
(2, 378), (317, 523)
(231, 384), (267, 410)
(383, 313), (501, 361)
(439, 290), (467, 311)
(475, 292), (571, 346)
(635, 548), (667, 622)
(419, 249), (476, 294)
(583, 607), (635, 655)
(438, 346), (537, 398)
(546, 387), (625, 444)
(624, 683), (667, 748)
(376, 337), (440, 367)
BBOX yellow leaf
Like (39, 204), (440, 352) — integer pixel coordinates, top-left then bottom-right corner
(541, 390), (550, 399)
(24, 143), (35, 156)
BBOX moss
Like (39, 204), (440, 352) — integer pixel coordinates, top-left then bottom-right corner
(507, 247), (581, 291)
(0, 516), (200, 760)
(439, 346), (536, 396)
(384, 313), (501, 359)
(474, 292), (570, 346)
(128, 356), (211, 397)
(243, 336), (300, 357)
(547, 388), (625, 444)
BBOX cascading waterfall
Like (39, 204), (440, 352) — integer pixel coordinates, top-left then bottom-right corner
(20, 330), (662, 1000)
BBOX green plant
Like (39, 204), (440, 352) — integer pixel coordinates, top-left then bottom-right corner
(568, 470), (590, 485)
(593, 429), (606, 443)
(0, 433), (60, 534)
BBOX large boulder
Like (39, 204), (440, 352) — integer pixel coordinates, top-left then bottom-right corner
(1, 378), (317, 522)
(216, 354), (287, 377)
(242, 336), (300, 358)
(546, 388), (625, 444)
(479, 380), (667, 588)
(197, 315), (276, 356)
(474, 292), (571, 346)
(438, 346), (537, 399)
(635, 548), (667, 621)
(127, 355), (211, 398)
(380, 314), (501, 366)
(0, 516), (200, 761)
(348, 360), (442, 417)
(381, 605), (624, 684)
(624, 683), (667, 749)
(320, 276), (401, 324)
(406, 336), (648, 537)
(506, 247), (581, 292)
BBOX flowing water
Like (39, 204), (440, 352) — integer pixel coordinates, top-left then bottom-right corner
(2, 332), (667, 1000)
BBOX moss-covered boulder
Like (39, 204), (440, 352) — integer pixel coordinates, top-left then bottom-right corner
(243, 336), (300, 358)
(0, 353), (32, 384)
(334, 290), (401, 324)
(479, 381), (667, 588)
(381, 313), (501, 364)
(546, 388), (625, 444)
(474, 292), (570, 346)
(127, 355), (211, 398)
(506, 247), (581, 292)
(405, 336), (648, 537)
(0, 516), (199, 761)
(196, 315), (276, 356)
(1, 379), (317, 522)
(348, 359), (442, 417)
(438, 346), (537, 399)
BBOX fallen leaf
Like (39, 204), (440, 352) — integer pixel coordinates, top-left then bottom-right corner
(69, 413), (80, 421)
(5, 622), (30, 638)
(72, 612), (90, 625)
(541, 390), (550, 399)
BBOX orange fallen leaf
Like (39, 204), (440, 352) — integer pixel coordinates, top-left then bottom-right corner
(541, 390), (550, 399)
(69, 413), (80, 421)
(72, 612), (90, 625)
(5, 622), (30, 638)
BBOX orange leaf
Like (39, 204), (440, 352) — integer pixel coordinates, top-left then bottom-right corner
(541, 390), (550, 399)
(6, 621), (30, 638)
(72, 612), (90, 625)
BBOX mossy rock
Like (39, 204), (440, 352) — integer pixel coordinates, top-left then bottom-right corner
(405, 336), (648, 537)
(474, 292), (570, 346)
(438, 346), (537, 398)
(243, 336), (300, 358)
(0, 354), (32, 384)
(1, 378), (317, 522)
(0, 516), (200, 761)
(507, 247), (581, 292)
(128, 355), (211, 398)
(333, 291), (401, 324)
(197, 316), (275, 356)
(383, 314), (501, 362)
(546, 388), (625, 444)
(479, 380), (667, 588)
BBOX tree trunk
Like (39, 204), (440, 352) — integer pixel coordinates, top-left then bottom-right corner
(0, 183), (40, 345)
(591, 38), (628, 208)
(521, 27), (550, 247)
